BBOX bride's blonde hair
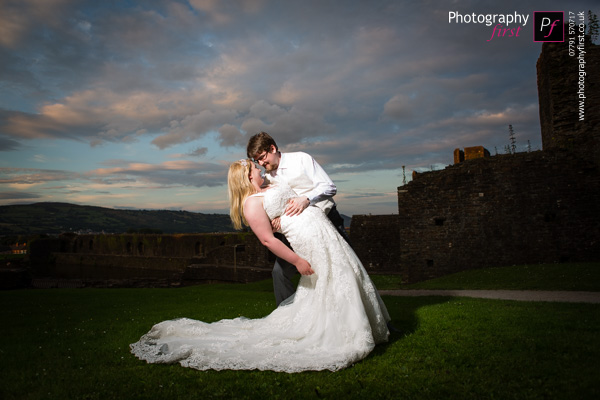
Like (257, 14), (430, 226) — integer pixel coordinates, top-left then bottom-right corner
(228, 159), (255, 230)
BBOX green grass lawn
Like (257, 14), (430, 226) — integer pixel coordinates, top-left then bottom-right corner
(1, 262), (599, 399)
(370, 262), (600, 291)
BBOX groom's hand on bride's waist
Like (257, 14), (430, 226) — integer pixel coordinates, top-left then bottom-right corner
(284, 196), (310, 217)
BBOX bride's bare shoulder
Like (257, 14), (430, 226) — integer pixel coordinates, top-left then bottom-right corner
(243, 193), (263, 209)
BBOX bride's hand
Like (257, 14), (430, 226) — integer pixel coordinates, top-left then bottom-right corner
(271, 217), (281, 232)
(295, 258), (314, 275)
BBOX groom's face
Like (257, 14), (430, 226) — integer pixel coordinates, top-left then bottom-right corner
(255, 145), (279, 172)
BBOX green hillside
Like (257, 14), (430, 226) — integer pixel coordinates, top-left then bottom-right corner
(0, 203), (235, 235)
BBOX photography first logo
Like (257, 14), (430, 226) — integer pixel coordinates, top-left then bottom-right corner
(448, 11), (529, 41)
(533, 11), (564, 42)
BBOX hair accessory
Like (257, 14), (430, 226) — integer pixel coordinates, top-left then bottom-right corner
(239, 159), (248, 167)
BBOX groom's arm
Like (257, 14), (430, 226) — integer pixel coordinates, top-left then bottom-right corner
(301, 153), (336, 206)
(284, 153), (336, 216)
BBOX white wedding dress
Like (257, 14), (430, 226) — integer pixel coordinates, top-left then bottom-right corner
(130, 184), (390, 372)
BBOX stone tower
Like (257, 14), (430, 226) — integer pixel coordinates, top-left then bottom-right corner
(536, 28), (600, 163)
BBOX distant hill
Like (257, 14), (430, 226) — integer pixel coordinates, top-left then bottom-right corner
(0, 202), (236, 235)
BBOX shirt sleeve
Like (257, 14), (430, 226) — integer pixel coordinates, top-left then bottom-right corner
(298, 152), (337, 205)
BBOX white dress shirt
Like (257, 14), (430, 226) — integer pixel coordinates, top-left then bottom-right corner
(265, 152), (336, 214)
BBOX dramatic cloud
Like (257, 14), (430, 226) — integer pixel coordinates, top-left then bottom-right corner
(0, 167), (80, 185)
(0, 191), (42, 200)
(0, 0), (593, 214)
(0, 136), (22, 151)
(86, 160), (226, 188)
(188, 147), (209, 157)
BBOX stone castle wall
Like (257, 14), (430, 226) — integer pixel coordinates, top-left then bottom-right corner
(28, 232), (273, 285)
(352, 151), (600, 283)
(401, 151), (598, 282)
(350, 214), (402, 275)
(53, 232), (270, 267)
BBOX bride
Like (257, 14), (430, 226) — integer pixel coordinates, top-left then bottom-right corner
(130, 159), (390, 372)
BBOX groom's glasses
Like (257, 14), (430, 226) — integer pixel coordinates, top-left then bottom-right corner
(254, 151), (268, 163)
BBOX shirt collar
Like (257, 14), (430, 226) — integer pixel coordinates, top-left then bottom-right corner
(276, 152), (288, 170)
(269, 152), (286, 177)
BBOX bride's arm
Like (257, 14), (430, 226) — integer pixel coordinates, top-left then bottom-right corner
(244, 196), (314, 275)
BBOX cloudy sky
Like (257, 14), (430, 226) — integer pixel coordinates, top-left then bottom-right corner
(0, 0), (595, 216)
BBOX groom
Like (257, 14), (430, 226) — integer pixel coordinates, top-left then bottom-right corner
(247, 131), (351, 305)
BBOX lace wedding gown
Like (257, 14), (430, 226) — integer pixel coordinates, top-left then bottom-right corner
(130, 184), (390, 372)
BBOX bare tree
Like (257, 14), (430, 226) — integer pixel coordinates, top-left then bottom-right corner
(508, 124), (516, 154)
(588, 10), (599, 43)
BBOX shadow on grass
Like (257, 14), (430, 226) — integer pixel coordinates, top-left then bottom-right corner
(368, 295), (450, 356)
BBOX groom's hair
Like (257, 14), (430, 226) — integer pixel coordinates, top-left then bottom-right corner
(247, 132), (278, 159)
